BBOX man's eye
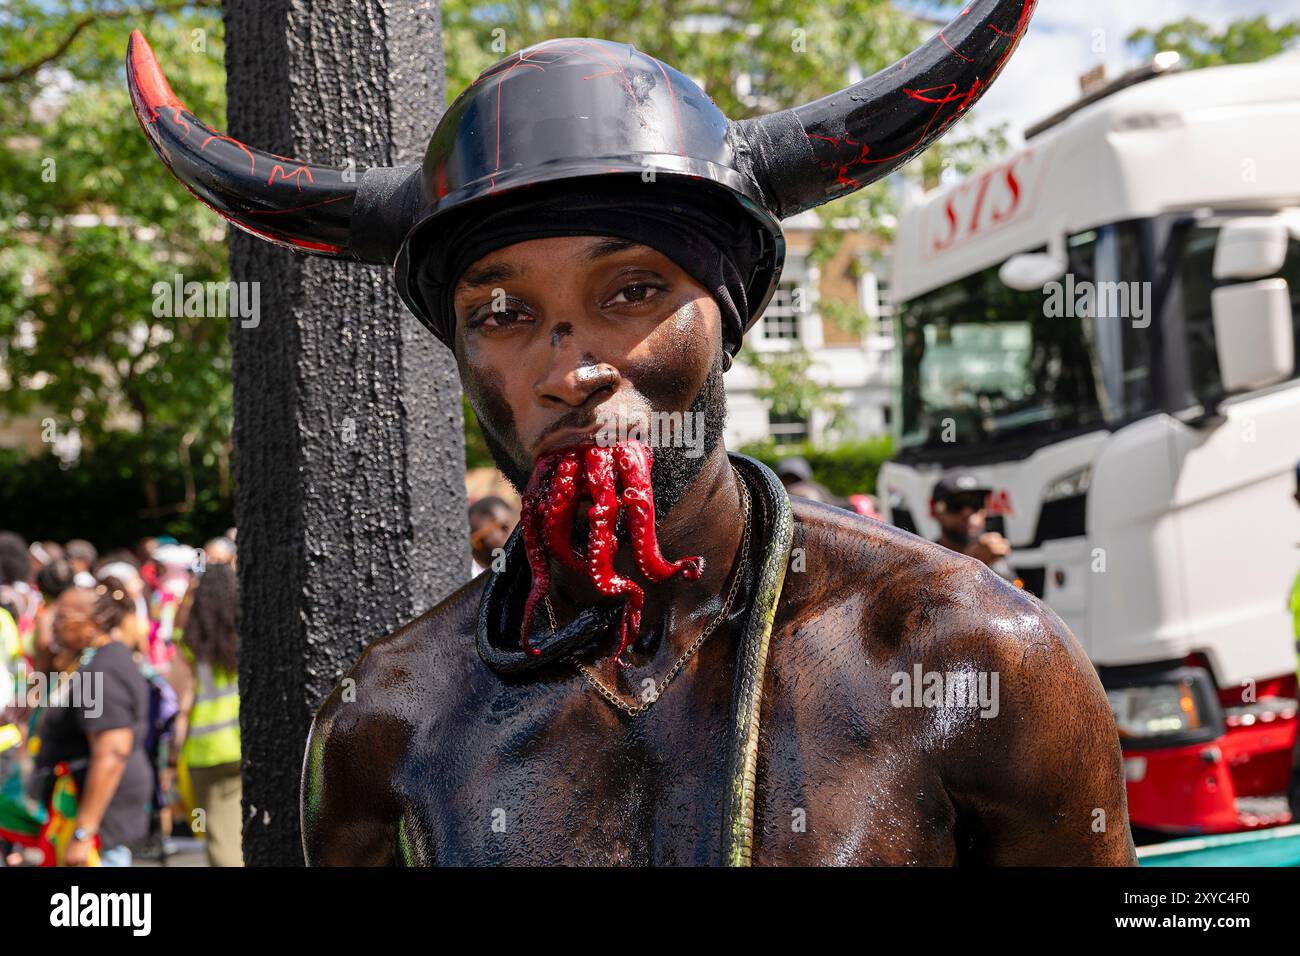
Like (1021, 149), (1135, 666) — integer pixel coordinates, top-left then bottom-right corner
(471, 307), (530, 330)
(607, 282), (664, 306)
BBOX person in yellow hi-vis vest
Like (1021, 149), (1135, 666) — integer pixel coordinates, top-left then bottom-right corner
(0, 604), (20, 712)
(170, 562), (242, 867)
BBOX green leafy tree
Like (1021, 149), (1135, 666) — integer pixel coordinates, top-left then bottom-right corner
(742, 346), (850, 439)
(1, 1), (226, 533)
(1127, 15), (1300, 69)
(1, 1), (1006, 542)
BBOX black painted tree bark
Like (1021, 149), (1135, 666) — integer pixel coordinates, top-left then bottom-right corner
(224, 0), (464, 865)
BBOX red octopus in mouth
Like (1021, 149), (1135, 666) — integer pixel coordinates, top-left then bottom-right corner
(517, 438), (704, 667)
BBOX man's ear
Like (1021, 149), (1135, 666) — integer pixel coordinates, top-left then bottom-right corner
(930, 499), (943, 519)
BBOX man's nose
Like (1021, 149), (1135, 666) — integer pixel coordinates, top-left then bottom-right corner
(534, 323), (620, 407)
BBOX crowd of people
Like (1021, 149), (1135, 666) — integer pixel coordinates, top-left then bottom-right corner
(0, 530), (242, 867)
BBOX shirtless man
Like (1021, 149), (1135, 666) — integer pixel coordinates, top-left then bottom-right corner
(301, 231), (1134, 865)
(129, 0), (1134, 864)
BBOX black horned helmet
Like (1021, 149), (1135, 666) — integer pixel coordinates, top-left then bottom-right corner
(127, 0), (1037, 348)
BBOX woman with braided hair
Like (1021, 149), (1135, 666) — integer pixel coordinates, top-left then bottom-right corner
(31, 581), (152, 866)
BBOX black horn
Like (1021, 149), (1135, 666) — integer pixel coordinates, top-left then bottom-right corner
(126, 30), (424, 264)
(737, 0), (1037, 219)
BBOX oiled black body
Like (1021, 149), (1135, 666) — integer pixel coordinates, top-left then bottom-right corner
(303, 500), (1137, 866)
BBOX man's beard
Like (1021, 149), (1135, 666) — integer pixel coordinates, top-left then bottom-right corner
(475, 351), (728, 517)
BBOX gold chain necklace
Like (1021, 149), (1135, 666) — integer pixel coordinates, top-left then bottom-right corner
(545, 466), (752, 718)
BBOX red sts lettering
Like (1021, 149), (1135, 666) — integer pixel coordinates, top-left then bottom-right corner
(992, 159), (1021, 224)
(927, 148), (1042, 255)
(965, 170), (996, 238)
(933, 198), (960, 251)
(986, 490), (1014, 517)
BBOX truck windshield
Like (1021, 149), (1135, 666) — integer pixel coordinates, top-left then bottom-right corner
(896, 222), (1153, 460)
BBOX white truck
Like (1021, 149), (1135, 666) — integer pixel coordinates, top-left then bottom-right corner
(881, 54), (1300, 835)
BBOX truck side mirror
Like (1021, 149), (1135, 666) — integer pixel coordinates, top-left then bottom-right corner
(1213, 218), (1294, 280)
(998, 252), (1066, 291)
(1210, 279), (1294, 392)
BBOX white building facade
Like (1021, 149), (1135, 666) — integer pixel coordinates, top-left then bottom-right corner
(723, 211), (896, 449)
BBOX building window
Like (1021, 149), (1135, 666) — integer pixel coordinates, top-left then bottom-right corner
(874, 275), (894, 336)
(768, 410), (809, 445)
(860, 268), (894, 338)
(762, 281), (804, 341)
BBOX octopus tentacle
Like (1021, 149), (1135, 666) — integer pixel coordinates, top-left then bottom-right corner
(613, 440), (704, 582)
(583, 445), (645, 667)
(541, 448), (587, 574)
(518, 450), (561, 655)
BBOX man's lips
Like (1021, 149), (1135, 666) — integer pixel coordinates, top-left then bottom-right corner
(533, 426), (601, 458)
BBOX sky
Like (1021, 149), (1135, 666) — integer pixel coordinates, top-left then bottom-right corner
(918, 0), (1300, 140)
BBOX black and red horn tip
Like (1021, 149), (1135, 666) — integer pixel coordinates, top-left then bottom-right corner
(740, 0), (1038, 219)
(127, 30), (185, 122)
(125, 30), (358, 257)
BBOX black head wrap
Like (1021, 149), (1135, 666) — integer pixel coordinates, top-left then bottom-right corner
(412, 177), (768, 362)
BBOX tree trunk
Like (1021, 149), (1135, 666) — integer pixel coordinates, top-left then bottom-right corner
(224, 0), (464, 866)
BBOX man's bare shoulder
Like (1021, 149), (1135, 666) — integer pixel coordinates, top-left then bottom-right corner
(321, 573), (486, 728)
(787, 496), (1075, 667)
(301, 574), (488, 863)
(305, 573), (485, 791)
(784, 497), (1108, 748)
(786, 499), (1133, 864)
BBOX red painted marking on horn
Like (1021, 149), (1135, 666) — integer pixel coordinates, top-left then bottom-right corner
(809, 0), (1035, 190)
(164, 107), (191, 139)
(268, 164), (314, 189)
(127, 30), (349, 256)
(987, 0), (1037, 81)
(939, 30), (974, 63)
(200, 134), (257, 175)
(147, 168), (346, 253)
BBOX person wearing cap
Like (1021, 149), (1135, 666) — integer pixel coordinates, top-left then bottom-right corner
(130, 1), (1133, 866)
(63, 540), (98, 577)
(203, 536), (237, 568)
(775, 456), (834, 505)
(930, 474), (1017, 583)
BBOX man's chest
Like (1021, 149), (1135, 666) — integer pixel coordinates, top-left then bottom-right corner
(397, 622), (960, 865)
